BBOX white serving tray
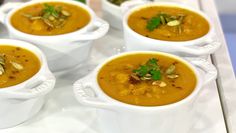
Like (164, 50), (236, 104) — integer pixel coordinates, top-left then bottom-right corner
(0, 0), (228, 133)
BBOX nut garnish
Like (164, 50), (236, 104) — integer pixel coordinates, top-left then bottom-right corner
(0, 55), (5, 75)
(152, 81), (167, 87)
(167, 20), (180, 26)
(146, 13), (185, 34)
(10, 61), (24, 70)
(22, 3), (71, 29)
(61, 10), (70, 16)
(167, 74), (179, 79)
(0, 66), (4, 75)
(129, 73), (140, 84)
(165, 64), (176, 75)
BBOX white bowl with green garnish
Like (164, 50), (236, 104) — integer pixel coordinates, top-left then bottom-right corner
(73, 51), (217, 133)
(122, 1), (221, 56)
(0, 0), (109, 72)
(0, 39), (56, 129)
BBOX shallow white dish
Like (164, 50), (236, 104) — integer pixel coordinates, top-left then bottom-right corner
(0, 0), (109, 72)
(0, 39), (56, 129)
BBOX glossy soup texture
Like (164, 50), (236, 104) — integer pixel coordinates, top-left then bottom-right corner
(0, 45), (40, 88)
(98, 54), (197, 106)
(11, 2), (91, 36)
(128, 6), (210, 41)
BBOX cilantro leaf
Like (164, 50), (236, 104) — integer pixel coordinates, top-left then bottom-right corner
(147, 58), (158, 67)
(150, 70), (161, 80)
(132, 58), (162, 81)
(146, 16), (161, 31)
(146, 58), (160, 71)
(147, 58), (157, 65)
(133, 65), (148, 77)
(145, 13), (185, 33)
(42, 4), (60, 19)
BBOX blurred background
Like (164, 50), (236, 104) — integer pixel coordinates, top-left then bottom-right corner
(215, 0), (236, 74)
(0, 0), (235, 73)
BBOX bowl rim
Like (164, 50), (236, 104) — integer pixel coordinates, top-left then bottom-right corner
(0, 39), (48, 91)
(81, 51), (203, 111)
(123, 2), (215, 46)
(5, 0), (95, 38)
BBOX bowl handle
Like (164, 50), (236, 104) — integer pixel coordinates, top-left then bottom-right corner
(0, 68), (56, 100)
(0, 2), (23, 24)
(173, 39), (221, 56)
(188, 58), (217, 86)
(73, 73), (116, 110)
(70, 17), (109, 41)
(150, 37), (221, 56)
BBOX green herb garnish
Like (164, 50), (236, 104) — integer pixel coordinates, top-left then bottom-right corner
(133, 58), (161, 81)
(129, 59), (180, 88)
(42, 4), (61, 19)
(22, 3), (71, 29)
(133, 65), (148, 77)
(150, 70), (161, 80)
(146, 16), (161, 31)
(146, 13), (185, 33)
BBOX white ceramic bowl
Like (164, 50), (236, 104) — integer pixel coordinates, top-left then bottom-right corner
(102, 0), (123, 29)
(0, 39), (56, 129)
(0, 0), (109, 72)
(122, 1), (221, 56)
(73, 51), (217, 133)
(102, 0), (138, 30)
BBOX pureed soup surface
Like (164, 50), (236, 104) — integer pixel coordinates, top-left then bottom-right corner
(0, 45), (40, 88)
(11, 2), (91, 36)
(128, 6), (210, 41)
(98, 54), (197, 106)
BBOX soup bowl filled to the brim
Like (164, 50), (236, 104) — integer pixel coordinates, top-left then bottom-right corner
(122, 1), (221, 57)
(0, 39), (56, 129)
(0, 0), (109, 71)
(73, 51), (217, 133)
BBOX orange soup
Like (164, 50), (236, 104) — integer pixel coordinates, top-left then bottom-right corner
(0, 45), (40, 88)
(128, 6), (209, 41)
(11, 2), (91, 36)
(98, 53), (197, 106)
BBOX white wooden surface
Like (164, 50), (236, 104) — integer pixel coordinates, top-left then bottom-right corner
(200, 0), (236, 133)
